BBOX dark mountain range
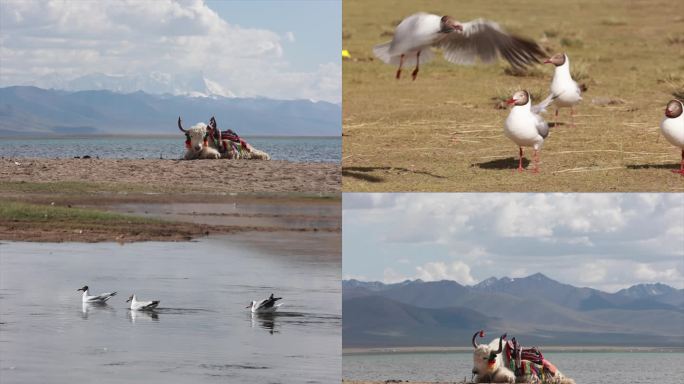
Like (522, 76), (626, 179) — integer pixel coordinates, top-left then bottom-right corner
(343, 275), (684, 348)
(0, 86), (340, 137)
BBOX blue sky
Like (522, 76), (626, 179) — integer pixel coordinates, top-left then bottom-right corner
(343, 193), (684, 292)
(0, 0), (341, 102)
(206, 0), (340, 72)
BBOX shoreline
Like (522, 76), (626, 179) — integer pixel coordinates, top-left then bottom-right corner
(342, 381), (467, 384)
(0, 192), (340, 243)
(342, 346), (684, 354)
(1, 158), (340, 193)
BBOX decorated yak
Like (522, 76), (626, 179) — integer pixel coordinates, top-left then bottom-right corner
(471, 331), (575, 384)
(177, 116), (270, 160)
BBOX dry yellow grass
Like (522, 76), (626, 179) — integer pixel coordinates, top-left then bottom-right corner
(342, 0), (684, 191)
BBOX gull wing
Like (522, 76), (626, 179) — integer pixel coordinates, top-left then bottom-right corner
(438, 19), (545, 68)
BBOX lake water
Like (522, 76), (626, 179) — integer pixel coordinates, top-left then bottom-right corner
(0, 235), (341, 384)
(0, 136), (340, 163)
(343, 351), (684, 383)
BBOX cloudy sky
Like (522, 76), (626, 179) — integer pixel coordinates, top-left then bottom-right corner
(0, 0), (341, 102)
(343, 193), (684, 292)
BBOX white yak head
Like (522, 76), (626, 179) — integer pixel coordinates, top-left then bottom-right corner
(177, 116), (215, 153)
(471, 330), (506, 379)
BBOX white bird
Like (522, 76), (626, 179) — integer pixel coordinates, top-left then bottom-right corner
(247, 293), (283, 313)
(660, 99), (684, 175)
(544, 53), (582, 127)
(373, 12), (545, 80)
(126, 294), (160, 311)
(504, 90), (553, 173)
(76, 285), (117, 303)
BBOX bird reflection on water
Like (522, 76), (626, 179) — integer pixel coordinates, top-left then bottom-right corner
(80, 302), (115, 320)
(128, 309), (160, 323)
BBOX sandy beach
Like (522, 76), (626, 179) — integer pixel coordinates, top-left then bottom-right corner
(0, 158), (340, 193)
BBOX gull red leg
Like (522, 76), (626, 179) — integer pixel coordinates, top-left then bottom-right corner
(532, 150), (540, 173)
(571, 107), (576, 128)
(515, 147), (525, 173)
(396, 54), (404, 80)
(412, 51), (420, 81)
(554, 109), (559, 126)
(674, 149), (684, 175)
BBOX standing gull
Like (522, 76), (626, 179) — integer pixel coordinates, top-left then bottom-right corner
(247, 293), (283, 313)
(544, 53), (582, 126)
(504, 90), (554, 173)
(76, 285), (117, 304)
(373, 12), (545, 80)
(660, 99), (684, 175)
(126, 294), (160, 311)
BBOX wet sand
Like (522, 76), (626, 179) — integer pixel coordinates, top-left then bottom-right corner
(0, 192), (340, 243)
(1, 158), (340, 193)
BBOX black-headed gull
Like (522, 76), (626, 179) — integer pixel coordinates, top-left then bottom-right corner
(373, 12), (545, 80)
(544, 53), (582, 126)
(504, 90), (553, 173)
(247, 293), (283, 313)
(77, 285), (117, 303)
(660, 99), (684, 175)
(126, 294), (160, 311)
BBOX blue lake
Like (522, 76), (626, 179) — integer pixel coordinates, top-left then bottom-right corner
(343, 351), (684, 384)
(0, 234), (341, 384)
(0, 136), (340, 163)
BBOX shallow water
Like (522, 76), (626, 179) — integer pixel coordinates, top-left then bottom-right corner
(0, 136), (340, 163)
(0, 235), (341, 383)
(342, 351), (684, 383)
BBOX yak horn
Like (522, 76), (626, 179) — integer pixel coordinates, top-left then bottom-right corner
(472, 330), (484, 348)
(494, 333), (507, 354)
(177, 116), (187, 133)
(210, 116), (220, 141)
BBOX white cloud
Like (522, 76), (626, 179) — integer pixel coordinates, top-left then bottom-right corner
(344, 193), (684, 291)
(0, 0), (340, 102)
(415, 261), (476, 285)
(633, 263), (682, 282)
(284, 31), (295, 43)
(383, 267), (408, 284)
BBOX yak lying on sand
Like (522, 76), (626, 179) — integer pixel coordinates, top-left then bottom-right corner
(177, 116), (270, 160)
(471, 331), (575, 384)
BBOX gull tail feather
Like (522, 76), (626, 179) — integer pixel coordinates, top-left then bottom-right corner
(532, 93), (556, 114)
(372, 42), (394, 64)
(372, 42), (435, 66)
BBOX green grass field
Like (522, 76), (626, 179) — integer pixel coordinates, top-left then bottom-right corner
(0, 201), (155, 224)
(342, 0), (684, 191)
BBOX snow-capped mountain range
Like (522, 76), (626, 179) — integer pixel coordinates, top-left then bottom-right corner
(31, 71), (235, 99)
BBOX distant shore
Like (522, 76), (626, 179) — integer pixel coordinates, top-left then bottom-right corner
(1, 158), (340, 193)
(343, 346), (684, 354)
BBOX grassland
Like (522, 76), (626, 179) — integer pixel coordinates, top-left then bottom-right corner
(0, 187), (341, 242)
(0, 200), (208, 242)
(342, 0), (684, 191)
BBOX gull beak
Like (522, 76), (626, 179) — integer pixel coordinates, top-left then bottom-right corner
(453, 23), (463, 32)
(543, 58), (552, 64)
(506, 98), (516, 105)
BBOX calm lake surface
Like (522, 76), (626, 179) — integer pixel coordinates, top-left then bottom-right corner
(0, 136), (340, 163)
(343, 351), (684, 383)
(0, 235), (341, 384)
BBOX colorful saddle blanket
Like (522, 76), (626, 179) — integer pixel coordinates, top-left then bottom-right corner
(504, 339), (558, 379)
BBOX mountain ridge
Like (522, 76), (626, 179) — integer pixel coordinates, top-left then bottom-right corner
(0, 86), (340, 137)
(342, 275), (684, 348)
